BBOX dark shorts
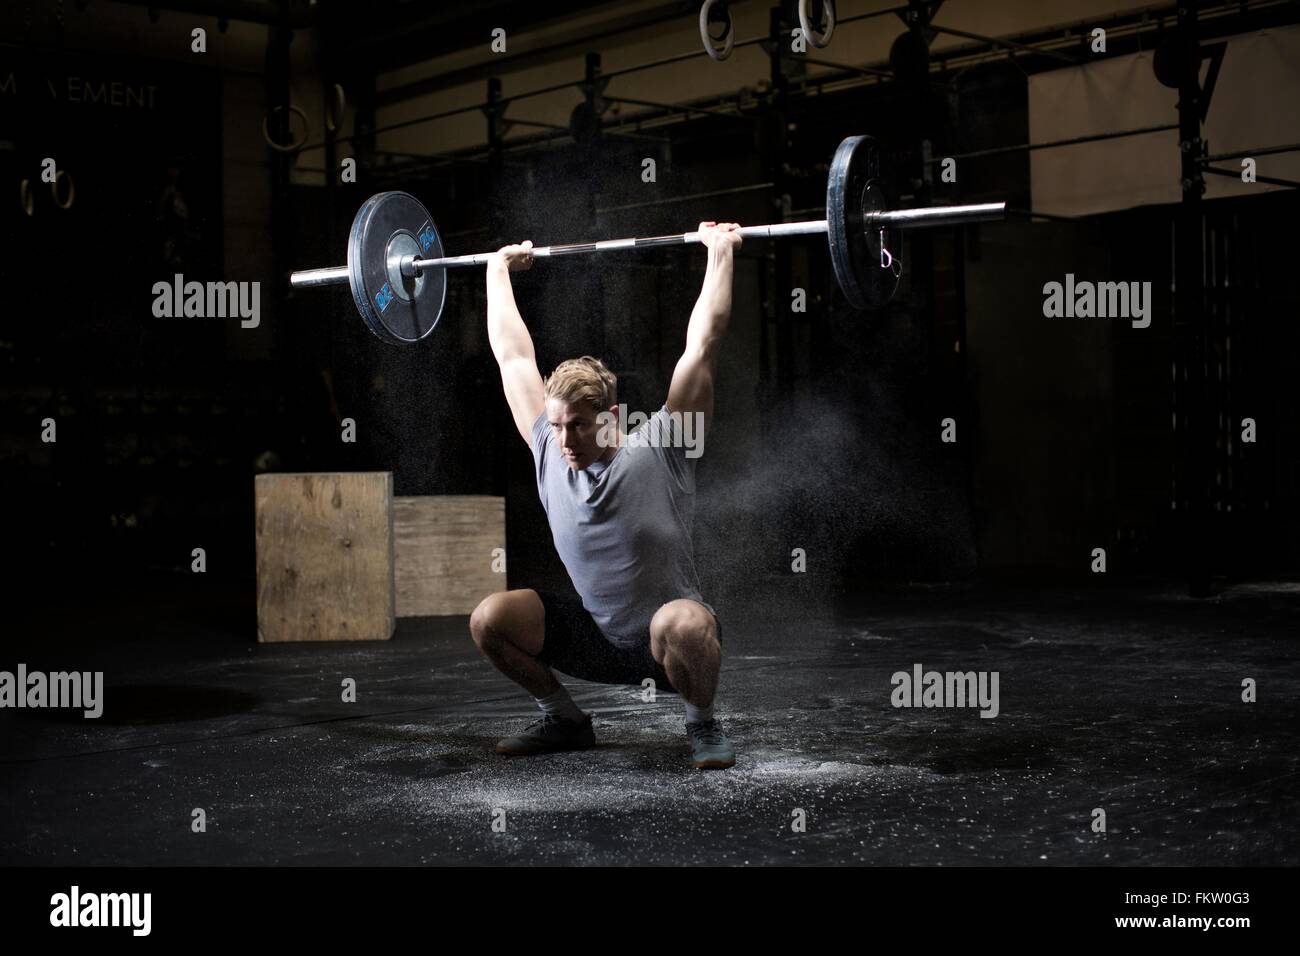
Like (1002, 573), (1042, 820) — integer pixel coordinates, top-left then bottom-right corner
(533, 589), (722, 693)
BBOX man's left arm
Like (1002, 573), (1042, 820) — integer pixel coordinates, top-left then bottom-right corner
(666, 221), (741, 440)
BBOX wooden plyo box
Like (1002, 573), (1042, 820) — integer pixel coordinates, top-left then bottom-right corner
(255, 472), (394, 642)
(394, 495), (506, 617)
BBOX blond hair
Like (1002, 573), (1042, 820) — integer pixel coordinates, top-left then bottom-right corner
(543, 355), (618, 413)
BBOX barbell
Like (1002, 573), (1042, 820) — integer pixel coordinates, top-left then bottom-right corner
(289, 135), (1006, 346)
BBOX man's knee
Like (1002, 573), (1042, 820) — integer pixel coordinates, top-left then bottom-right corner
(650, 600), (718, 661)
(469, 595), (500, 649)
(470, 590), (543, 655)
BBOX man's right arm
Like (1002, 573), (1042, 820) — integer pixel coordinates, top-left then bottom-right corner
(486, 242), (545, 443)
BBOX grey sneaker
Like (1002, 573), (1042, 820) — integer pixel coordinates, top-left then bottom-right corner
(496, 712), (595, 755)
(686, 718), (735, 769)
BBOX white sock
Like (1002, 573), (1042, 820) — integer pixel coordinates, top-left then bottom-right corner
(684, 701), (714, 724)
(534, 686), (584, 722)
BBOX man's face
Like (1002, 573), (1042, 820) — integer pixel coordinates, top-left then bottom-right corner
(547, 397), (617, 471)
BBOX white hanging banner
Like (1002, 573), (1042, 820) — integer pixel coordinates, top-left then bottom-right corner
(1028, 25), (1300, 217)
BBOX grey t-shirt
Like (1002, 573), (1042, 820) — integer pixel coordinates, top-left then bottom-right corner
(531, 403), (715, 649)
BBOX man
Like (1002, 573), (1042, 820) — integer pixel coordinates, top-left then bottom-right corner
(469, 221), (740, 769)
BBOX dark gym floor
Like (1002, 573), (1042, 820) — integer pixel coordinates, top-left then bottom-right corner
(2, 576), (1296, 866)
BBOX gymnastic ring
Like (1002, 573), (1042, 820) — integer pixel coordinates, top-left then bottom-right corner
(326, 83), (346, 133)
(20, 178), (34, 217)
(699, 0), (735, 62)
(798, 0), (835, 49)
(262, 104), (310, 153)
(52, 169), (75, 210)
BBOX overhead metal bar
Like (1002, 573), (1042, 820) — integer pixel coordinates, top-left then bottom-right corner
(603, 36), (768, 80)
(924, 124), (1179, 163)
(777, 50), (896, 80)
(1202, 165), (1300, 189)
(298, 79), (586, 154)
(929, 23), (1081, 64)
(1199, 142), (1300, 163)
(602, 94), (749, 122)
(837, 5), (910, 26)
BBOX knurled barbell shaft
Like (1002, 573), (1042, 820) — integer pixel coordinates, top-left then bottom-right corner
(289, 201), (1005, 289)
(410, 219), (831, 272)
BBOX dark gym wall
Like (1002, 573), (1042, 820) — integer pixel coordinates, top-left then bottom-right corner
(967, 192), (1300, 577)
(2, 44), (226, 579)
(1, 3), (321, 592)
(965, 218), (1117, 572)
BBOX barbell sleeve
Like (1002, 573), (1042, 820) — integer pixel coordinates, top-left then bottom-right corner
(870, 201), (1006, 228)
(290, 266), (352, 288)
